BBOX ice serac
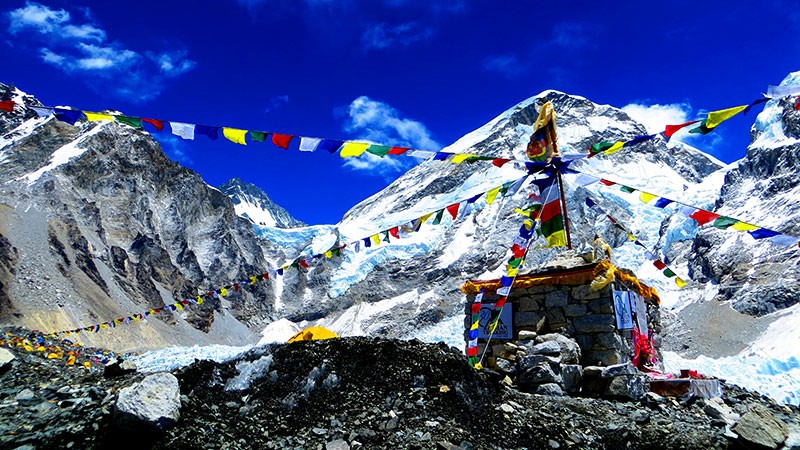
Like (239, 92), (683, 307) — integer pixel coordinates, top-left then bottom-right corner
(0, 82), (275, 352)
(219, 178), (305, 229)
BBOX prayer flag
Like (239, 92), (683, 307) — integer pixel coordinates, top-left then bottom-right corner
(433, 152), (450, 161)
(492, 158), (511, 167)
(250, 131), (267, 142)
(31, 106), (54, 117)
(299, 137), (321, 151)
(84, 112), (113, 122)
(370, 234), (381, 246)
(653, 260), (666, 270)
(663, 268), (676, 277)
(486, 187), (501, 204)
(54, 108), (84, 125)
(731, 221), (759, 231)
(451, 153), (477, 164)
(446, 203), (460, 220)
(712, 216), (738, 229)
(387, 146), (410, 155)
(170, 122), (195, 140)
(663, 120), (699, 139)
(620, 185), (635, 193)
(689, 209), (720, 226)
(196, 125), (220, 140)
(271, 133), (293, 149)
(223, 128), (248, 145)
(408, 150), (435, 158)
(744, 97), (769, 115)
(318, 139), (343, 153)
(748, 228), (780, 240)
(675, 277), (687, 288)
(116, 116), (142, 129)
(389, 227), (400, 238)
(537, 176), (567, 247)
(769, 234), (799, 246)
(639, 192), (657, 204)
(653, 198), (673, 208)
(589, 142), (615, 155)
(366, 145), (391, 157)
(704, 105), (748, 130)
(432, 209), (444, 225)
(624, 134), (655, 147)
(339, 142), (370, 158)
(141, 118), (164, 131)
(766, 84), (800, 99)
(604, 141), (625, 155)
(0, 100), (15, 112)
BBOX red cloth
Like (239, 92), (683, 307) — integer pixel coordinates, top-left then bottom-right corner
(388, 227), (399, 238)
(689, 209), (720, 226)
(387, 146), (410, 155)
(141, 118), (164, 131)
(664, 120), (700, 138)
(471, 303), (481, 314)
(446, 203), (460, 220)
(0, 100), (15, 112)
(494, 297), (507, 309)
(653, 260), (667, 270)
(492, 158), (511, 167)
(466, 346), (478, 356)
(298, 259), (309, 268)
(600, 179), (616, 186)
(795, 98), (800, 111)
(271, 133), (293, 149)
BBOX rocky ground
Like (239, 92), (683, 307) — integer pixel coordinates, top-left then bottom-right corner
(1, 328), (798, 450)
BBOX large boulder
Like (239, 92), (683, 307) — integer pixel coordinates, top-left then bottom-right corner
(732, 404), (789, 449)
(604, 374), (647, 401)
(115, 372), (181, 433)
(0, 348), (14, 373)
(536, 334), (581, 364)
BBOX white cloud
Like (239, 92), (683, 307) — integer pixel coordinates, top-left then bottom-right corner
(342, 95), (440, 178)
(8, 1), (69, 34)
(362, 22), (434, 51)
(621, 102), (693, 136)
(6, 2), (195, 102)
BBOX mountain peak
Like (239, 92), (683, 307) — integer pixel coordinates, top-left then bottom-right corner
(219, 178), (305, 229)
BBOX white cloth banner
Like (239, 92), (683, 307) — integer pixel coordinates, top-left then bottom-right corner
(170, 122), (195, 140)
(299, 137), (321, 152)
(613, 289), (634, 330)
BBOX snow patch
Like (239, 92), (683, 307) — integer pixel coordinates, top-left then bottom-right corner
(21, 122), (107, 182)
(131, 343), (252, 374)
(257, 318), (301, 345)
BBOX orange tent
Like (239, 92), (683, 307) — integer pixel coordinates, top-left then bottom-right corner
(287, 326), (338, 343)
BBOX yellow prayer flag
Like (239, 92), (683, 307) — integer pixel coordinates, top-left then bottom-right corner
(100, 323), (108, 329)
(450, 153), (477, 164)
(420, 212), (434, 223)
(220, 288), (228, 297)
(470, 320), (479, 330)
(339, 142), (370, 158)
(175, 302), (184, 310)
(66, 355), (76, 366)
(486, 187), (501, 205)
(604, 141), (625, 155)
(222, 127), (248, 145)
(506, 267), (518, 277)
(84, 112), (113, 122)
(324, 250), (333, 259)
(675, 277), (687, 288)
(546, 230), (568, 247)
(639, 192), (657, 203)
(196, 296), (204, 305)
(83, 361), (91, 370)
(705, 105), (748, 130)
(249, 276), (257, 285)
(370, 234), (381, 246)
(731, 221), (759, 231)
(627, 233), (636, 241)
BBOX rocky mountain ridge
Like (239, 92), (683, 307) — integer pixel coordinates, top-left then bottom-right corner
(219, 178), (305, 229)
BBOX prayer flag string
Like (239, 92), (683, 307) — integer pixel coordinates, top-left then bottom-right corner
(44, 175), (531, 337)
(584, 197), (688, 287)
(573, 171), (800, 248)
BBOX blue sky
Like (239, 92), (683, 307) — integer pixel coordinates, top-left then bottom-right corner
(3, 0), (798, 224)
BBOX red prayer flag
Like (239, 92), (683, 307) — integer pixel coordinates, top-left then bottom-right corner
(446, 203), (460, 220)
(471, 303), (481, 314)
(0, 100), (15, 112)
(795, 98), (800, 111)
(298, 259), (309, 268)
(492, 158), (511, 167)
(233, 283), (240, 292)
(141, 118), (164, 131)
(389, 227), (400, 238)
(387, 146), (410, 155)
(689, 209), (720, 226)
(262, 273), (270, 280)
(494, 297), (507, 309)
(467, 346), (478, 356)
(511, 244), (525, 258)
(653, 260), (667, 270)
(600, 179), (616, 186)
(271, 133), (293, 149)
(664, 120), (700, 138)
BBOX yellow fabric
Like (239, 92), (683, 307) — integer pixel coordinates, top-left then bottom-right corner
(627, 233), (636, 241)
(420, 212), (434, 223)
(506, 267), (519, 277)
(369, 234), (380, 246)
(639, 192), (657, 203)
(287, 326), (339, 342)
(470, 320), (479, 330)
(250, 276), (257, 285)
(546, 229), (567, 247)
(175, 302), (183, 310)
(450, 153), (477, 164)
(84, 112), (113, 122)
(705, 105), (748, 129)
(324, 250), (333, 258)
(486, 187), (501, 205)
(339, 142), (370, 158)
(675, 277), (687, 288)
(196, 296), (204, 305)
(604, 141), (625, 155)
(220, 288), (228, 297)
(731, 221), (759, 231)
(461, 259), (660, 304)
(83, 361), (91, 370)
(222, 127), (248, 145)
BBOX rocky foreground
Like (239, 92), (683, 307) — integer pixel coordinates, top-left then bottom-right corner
(1, 330), (798, 450)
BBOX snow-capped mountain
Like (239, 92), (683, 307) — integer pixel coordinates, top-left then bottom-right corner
(219, 178), (304, 229)
(3, 71), (800, 405)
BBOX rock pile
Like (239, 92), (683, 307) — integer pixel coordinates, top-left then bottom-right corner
(1, 330), (798, 449)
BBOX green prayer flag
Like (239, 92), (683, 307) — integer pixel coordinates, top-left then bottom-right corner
(432, 209), (445, 225)
(116, 116), (143, 129)
(620, 186), (635, 193)
(540, 213), (565, 237)
(663, 268), (676, 277)
(500, 181), (514, 195)
(712, 216), (739, 229)
(464, 155), (494, 164)
(590, 142), (615, 154)
(507, 257), (523, 268)
(250, 131), (267, 142)
(366, 145), (391, 157)
(382, 231), (391, 242)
